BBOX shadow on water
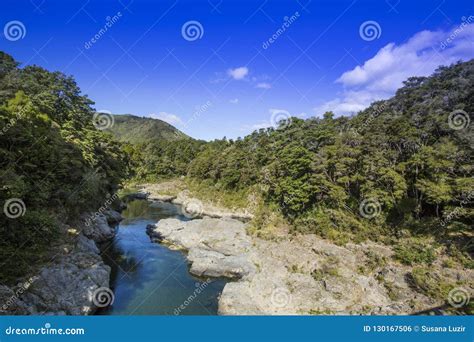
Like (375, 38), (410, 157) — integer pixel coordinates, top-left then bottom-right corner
(97, 200), (227, 315)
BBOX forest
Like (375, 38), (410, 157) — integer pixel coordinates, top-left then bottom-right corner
(125, 59), (473, 265)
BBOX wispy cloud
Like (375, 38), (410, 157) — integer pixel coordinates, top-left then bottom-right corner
(229, 98), (239, 104)
(256, 82), (272, 89)
(315, 23), (474, 116)
(150, 112), (183, 126)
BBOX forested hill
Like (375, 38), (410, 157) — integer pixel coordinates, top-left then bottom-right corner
(0, 52), (129, 281)
(183, 60), (473, 252)
(107, 114), (189, 144)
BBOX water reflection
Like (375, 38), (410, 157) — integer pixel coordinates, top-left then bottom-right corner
(98, 200), (226, 315)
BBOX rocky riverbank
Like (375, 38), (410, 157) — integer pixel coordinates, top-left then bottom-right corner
(0, 209), (122, 315)
(136, 183), (254, 222)
(147, 215), (473, 315)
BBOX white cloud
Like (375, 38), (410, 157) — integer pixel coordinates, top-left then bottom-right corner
(315, 24), (474, 116)
(229, 98), (239, 104)
(228, 66), (249, 80)
(256, 82), (272, 89)
(150, 112), (183, 126)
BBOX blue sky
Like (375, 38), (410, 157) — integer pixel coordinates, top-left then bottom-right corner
(1, 0), (473, 140)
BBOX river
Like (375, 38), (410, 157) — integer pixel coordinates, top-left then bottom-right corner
(97, 199), (227, 315)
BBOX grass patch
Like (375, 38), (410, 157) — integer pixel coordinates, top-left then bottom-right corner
(311, 255), (340, 281)
(358, 250), (388, 274)
(293, 207), (388, 246)
(407, 266), (453, 300)
(393, 240), (436, 265)
(186, 178), (253, 210)
(247, 202), (289, 239)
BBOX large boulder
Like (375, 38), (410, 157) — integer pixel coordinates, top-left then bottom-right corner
(103, 209), (123, 225)
(76, 233), (100, 255)
(82, 213), (116, 243)
(21, 251), (110, 315)
(147, 217), (255, 279)
(2, 234), (111, 315)
(187, 248), (255, 279)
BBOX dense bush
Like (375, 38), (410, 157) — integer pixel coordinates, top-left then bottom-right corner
(394, 240), (436, 265)
(125, 138), (206, 181)
(0, 52), (130, 282)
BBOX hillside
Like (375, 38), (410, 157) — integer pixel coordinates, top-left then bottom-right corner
(107, 114), (189, 144)
(141, 60), (474, 270)
(0, 52), (129, 282)
(186, 60), (474, 239)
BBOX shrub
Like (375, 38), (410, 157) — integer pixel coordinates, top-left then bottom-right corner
(0, 210), (59, 284)
(294, 207), (384, 245)
(393, 240), (436, 265)
(407, 267), (452, 299)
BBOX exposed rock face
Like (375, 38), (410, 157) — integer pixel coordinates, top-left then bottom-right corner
(19, 240), (111, 315)
(218, 236), (446, 315)
(147, 217), (255, 279)
(218, 237), (387, 315)
(147, 215), (448, 315)
(103, 209), (123, 225)
(1, 213), (116, 315)
(82, 213), (116, 243)
(0, 285), (33, 315)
